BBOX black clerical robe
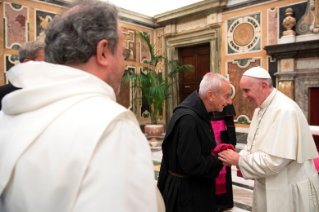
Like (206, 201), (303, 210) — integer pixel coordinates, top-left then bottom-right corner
(0, 83), (20, 110)
(158, 91), (223, 212)
(210, 104), (237, 209)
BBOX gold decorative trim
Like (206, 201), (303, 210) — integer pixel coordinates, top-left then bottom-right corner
(279, 81), (294, 100)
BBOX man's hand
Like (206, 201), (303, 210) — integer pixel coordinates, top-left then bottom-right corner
(218, 149), (241, 166)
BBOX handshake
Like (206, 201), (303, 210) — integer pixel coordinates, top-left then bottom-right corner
(212, 144), (240, 166)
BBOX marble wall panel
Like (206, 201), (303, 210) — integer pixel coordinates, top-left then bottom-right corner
(176, 18), (206, 34)
(268, 57), (277, 88)
(267, 8), (278, 45)
(296, 57), (319, 69)
(4, 54), (19, 84)
(4, 2), (29, 49)
(139, 31), (151, 63)
(35, 9), (56, 41)
(140, 66), (150, 118)
(226, 58), (261, 124)
(117, 66), (137, 114)
(226, 13), (261, 55)
(122, 27), (136, 62)
(280, 58), (294, 72)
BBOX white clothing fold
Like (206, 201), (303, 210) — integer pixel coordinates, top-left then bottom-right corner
(0, 62), (159, 212)
(238, 88), (319, 212)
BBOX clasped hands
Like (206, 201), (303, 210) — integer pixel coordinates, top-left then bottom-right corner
(218, 149), (241, 166)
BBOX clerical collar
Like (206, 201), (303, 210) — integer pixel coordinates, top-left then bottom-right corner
(259, 88), (277, 110)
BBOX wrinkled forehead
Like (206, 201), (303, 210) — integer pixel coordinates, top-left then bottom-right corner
(240, 75), (254, 86)
(220, 80), (231, 93)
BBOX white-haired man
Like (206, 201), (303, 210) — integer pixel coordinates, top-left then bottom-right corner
(219, 67), (319, 212)
(157, 73), (232, 212)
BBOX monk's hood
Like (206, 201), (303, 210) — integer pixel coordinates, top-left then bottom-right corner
(1, 61), (116, 115)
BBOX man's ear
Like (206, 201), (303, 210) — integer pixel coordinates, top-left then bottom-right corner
(96, 39), (110, 66)
(261, 80), (268, 91)
(207, 90), (214, 101)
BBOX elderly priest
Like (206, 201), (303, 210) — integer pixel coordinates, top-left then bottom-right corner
(219, 67), (319, 212)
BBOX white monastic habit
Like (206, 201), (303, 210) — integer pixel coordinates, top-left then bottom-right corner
(0, 62), (159, 212)
(238, 88), (319, 212)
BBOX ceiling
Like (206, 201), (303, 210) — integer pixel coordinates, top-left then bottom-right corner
(52, 0), (252, 17)
(106, 0), (204, 16)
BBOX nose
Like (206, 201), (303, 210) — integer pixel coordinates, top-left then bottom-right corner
(242, 92), (248, 98)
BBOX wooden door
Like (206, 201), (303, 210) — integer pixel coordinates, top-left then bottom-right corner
(178, 43), (210, 103)
(309, 87), (319, 149)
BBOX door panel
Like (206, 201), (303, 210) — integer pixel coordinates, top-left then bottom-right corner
(196, 51), (211, 85)
(178, 43), (210, 103)
(180, 55), (196, 83)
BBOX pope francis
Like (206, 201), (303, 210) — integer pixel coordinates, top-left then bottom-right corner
(219, 67), (319, 212)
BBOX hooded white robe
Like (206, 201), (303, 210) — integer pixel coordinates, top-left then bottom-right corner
(238, 88), (319, 212)
(0, 62), (159, 212)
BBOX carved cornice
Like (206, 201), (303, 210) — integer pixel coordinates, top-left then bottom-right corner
(165, 27), (218, 47)
(119, 8), (157, 28)
(154, 0), (227, 26)
(264, 40), (319, 59)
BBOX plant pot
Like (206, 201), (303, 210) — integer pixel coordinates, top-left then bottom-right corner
(144, 124), (164, 137)
(145, 124), (164, 150)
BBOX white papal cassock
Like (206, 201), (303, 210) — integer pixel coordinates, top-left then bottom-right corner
(0, 62), (159, 212)
(239, 88), (319, 212)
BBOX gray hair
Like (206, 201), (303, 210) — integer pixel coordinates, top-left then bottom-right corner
(199, 73), (229, 96)
(251, 77), (273, 88)
(19, 41), (45, 63)
(44, 0), (119, 65)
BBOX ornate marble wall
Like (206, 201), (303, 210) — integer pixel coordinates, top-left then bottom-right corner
(0, 0), (163, 124)
(226, 58), (261, 124)
(226, 13), (261, 55)
(3, 2), (29, 49)
(0, 0), (63, 86)
(221, 0), (311, 132)
(116, 22), (161, 124)
(35, 9), (55, 41)
(2, 0), (316, 128)
(265, 0), (319, 122)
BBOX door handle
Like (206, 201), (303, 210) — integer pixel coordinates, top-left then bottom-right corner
(185, 85), (190, 88)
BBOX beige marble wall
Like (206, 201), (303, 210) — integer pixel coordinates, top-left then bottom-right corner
(221, 0), (308, 128)
(0, 0), (63, 86)
(0, 0), (164, 124)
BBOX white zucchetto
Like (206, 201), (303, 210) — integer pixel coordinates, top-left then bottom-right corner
(243, 67), (271, 79)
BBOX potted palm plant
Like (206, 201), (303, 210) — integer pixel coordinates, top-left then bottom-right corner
(122, 32), (193, 138)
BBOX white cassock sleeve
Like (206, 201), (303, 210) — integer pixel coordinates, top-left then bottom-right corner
(238, 151), (292, 179)
(72, 118), (158, 212)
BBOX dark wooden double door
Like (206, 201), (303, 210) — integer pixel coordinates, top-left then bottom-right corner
(178, 43), (210, 103)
